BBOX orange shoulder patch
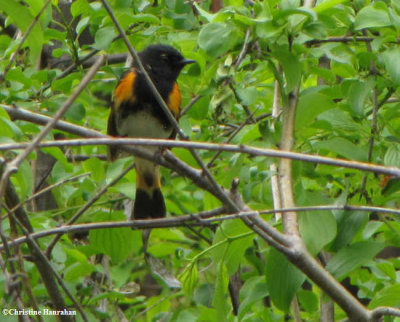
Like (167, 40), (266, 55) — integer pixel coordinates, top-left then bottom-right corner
(113, 70), (137, 108)
(168, 82), (181, 118)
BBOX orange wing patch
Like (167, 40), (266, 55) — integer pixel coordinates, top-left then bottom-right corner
(113, 70), (137, 108)
(167, 83), (181, 118)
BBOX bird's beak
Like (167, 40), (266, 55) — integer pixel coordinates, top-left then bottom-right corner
(180, 58), (196, 66)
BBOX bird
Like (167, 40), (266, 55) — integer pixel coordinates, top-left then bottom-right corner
(107, 44), (194, 220)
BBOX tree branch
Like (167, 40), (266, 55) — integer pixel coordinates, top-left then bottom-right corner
(1, 136), (399, 178)
(3, 203), (400, 250)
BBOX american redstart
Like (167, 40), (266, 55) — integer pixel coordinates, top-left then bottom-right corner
(107, 44), (194, 219)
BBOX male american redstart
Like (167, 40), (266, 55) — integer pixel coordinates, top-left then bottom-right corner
(107, 44), (194, 219)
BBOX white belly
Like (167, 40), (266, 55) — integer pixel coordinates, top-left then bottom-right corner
(118, 110), (173, 141)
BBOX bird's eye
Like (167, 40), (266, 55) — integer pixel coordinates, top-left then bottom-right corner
(160, 53), (168, 61)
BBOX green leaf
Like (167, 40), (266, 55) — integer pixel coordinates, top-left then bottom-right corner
(70, 0), (91, 17)
(212, 219), (253, 275)
(14, 159), (33, 199)
(299, 210), (337, 255)
(173, 148), (198, 168)
(131, 13), (160, 24)
(76, 16), (90, 37)
(1, 0), (43, 64)
(179, 262), (199, 295)
(313, 0), (348, 13)
(347, 78), (375, 116)
(313, 137), (367, 161)
(330, 210), (369, 251)
(271, 49), (301, 93)
(94, 26), (117, 50)
(326, 241), (385, 279)
(64, 262), (96, 282)
(297, 289), (318, 313)
(274, 7), (316, 24)
(381, 48), (400, 86)
(235, 86), (259, 106)
(296, 92), (335, 134)
(113, 182), (135, 199)
(198, 23), (236, 58)
(317, 108), (362, 133)
(192, 2), (216, 22)
(212, 262), (230, 322)
(176, 309), (200, 322)
(384, 144), (400, 167)
(193, 283), (214, 307)
(238, 276), (269, 320)
(369, 284), (400, 308)
(83, 157), (105, 182)
(89, 212), (136, 263)
(354, 3), (391, 30)
(187, 95), (210, 120)
(0, 109), (20, 138)
(106, 157), (133, 183)
(266, 248), (306, 312)
(90, 227), (135, 263)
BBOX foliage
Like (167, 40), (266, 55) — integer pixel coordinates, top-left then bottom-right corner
(1, 0), (400, 321)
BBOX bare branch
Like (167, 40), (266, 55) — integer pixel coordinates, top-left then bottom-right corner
(371, 307), (400, 320)
(4, 203), (400, 250)
(271, 77), (283, 220)
(305, 37), (374, 46)
(1, 137), (398, 178)
(280, 86), (300, 236)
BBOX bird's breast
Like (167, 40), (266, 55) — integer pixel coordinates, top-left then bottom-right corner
(117, 109), (173, 141)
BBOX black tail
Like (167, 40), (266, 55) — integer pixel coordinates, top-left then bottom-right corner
(132, 188), (166, 219)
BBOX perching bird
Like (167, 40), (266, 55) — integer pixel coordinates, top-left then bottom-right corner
(107, 44), (194, 219)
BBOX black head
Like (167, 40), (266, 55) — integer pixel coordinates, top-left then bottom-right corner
(137, 44), (195, 81)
